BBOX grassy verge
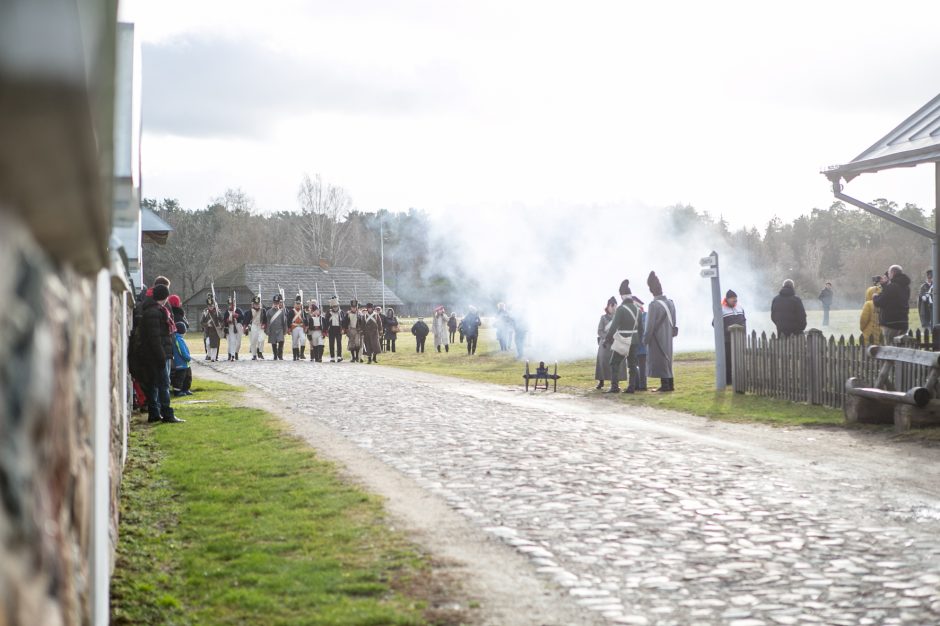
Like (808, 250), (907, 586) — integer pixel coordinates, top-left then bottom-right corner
(111, 379), (467, 625)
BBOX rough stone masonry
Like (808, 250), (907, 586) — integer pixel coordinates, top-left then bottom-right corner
(207, 359), (940, 626)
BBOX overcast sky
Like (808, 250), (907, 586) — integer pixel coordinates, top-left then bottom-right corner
(124, 0), (940, 227)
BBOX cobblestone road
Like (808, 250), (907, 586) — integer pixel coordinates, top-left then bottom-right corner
(207, 361), (940, 625)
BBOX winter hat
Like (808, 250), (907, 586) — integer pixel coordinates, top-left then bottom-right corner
(619, 279), (631, 295)
(175, 321), (188, 334)
(647, 272), (663, 297)
(606, 296), (617, 308)
(152, 284), (170, 301)
(167, 294), (182, 308)
(726, 289), (737, 300)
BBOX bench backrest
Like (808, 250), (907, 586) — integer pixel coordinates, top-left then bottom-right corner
(868, 345), (940, 368)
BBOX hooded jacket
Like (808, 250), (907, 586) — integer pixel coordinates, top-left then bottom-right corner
(770, 285), (807, 336)
(859, 286), (882, 344)
(873, 271), (911, 331)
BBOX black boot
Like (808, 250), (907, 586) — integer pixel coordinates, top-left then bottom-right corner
(372, 353), (378, 363)
(624, 367), (639, 394)
(437, 345), (441, 353)
(235, 352), (239, 360)
(445, 344), (449, 353)
(300, 346), (306, 360)
(595, 381), (604, 390)
(292, 348), (299, 361)
(667, 378), (675, 392)
(655, 378), (670, 392)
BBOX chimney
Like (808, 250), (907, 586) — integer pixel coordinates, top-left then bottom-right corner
(318, 258), (330, 270)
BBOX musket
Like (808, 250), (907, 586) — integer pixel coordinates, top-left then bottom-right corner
(299, 288), (304, 306)
(210, 281), (218, 310)
(315, 281), (321, 306)
(258, 283), (262, 301)
(332, 279), (338, 302)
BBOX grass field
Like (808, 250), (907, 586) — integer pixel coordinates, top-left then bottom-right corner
(111, 379), (467, 625)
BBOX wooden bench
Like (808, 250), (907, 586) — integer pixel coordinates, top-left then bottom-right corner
(523, 361), (560, 392)
(844, 345), (940, 432)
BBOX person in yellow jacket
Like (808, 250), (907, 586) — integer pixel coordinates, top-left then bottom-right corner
(859, 284), (883, 344)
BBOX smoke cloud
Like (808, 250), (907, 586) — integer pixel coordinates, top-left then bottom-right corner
(425, 205), (767, 361)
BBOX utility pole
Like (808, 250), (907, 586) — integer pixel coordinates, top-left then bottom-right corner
(700, 251), (726, 390)
(380, 219), (386, 309)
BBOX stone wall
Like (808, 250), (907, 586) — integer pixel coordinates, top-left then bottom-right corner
(0, 211), (129, 625)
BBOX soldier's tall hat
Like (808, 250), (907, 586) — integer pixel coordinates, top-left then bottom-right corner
(207, 294), (215, 306)
(251, 295), (261, 305)
(273, 293), (283, 303)
(294, 294), (303, 305)
(328, 296), (339, 308)
(350, 299), (359, 308)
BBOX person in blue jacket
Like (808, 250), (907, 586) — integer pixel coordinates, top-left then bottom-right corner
(171, 321), (193, 396)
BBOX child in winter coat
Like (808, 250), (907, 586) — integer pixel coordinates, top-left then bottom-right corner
(411, 318), (430, 353)
(171, 321), (193, 396)
(859, 285), (883, 345)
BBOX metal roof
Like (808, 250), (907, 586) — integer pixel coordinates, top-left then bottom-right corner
(823, 91), (940, 182)
(182, 263), (404, 308)
(141, 207), (173, 244)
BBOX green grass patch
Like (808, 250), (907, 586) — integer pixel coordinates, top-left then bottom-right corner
(111, 379), (464, 625)
(376, 329), (842, 428)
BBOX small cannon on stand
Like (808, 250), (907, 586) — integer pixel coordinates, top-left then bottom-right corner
(523, 360), (560, 392)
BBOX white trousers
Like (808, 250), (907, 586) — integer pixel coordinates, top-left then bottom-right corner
(249, 325), (265, 354)
(291, 326), (306, 349)
(308, 329), (324, 347)
(227, 325), (243, 356)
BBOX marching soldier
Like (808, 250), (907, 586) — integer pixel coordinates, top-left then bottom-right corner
(324, 296), (346, 362)
(223, 297), (244, 361)
(244, 295), (267, 360)
(201, 294), (223, 362)
(288, 294), (310, 361)
(307, 301), (325, 362)
(266, 294), (288, 360)
(362, 302), (383, 364)
(343, 300), (364, 363)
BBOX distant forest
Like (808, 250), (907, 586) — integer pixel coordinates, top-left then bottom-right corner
(143, 176), (933, 309)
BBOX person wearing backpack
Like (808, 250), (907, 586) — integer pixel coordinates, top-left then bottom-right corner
(171, 321), (193, 396)
(644, 271), (677, 392)
(603, 279), (643, 394)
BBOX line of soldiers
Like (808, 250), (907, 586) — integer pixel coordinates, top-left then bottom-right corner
(201, 293), (386, 364)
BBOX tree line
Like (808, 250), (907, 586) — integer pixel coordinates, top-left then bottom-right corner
(142, 174), (933, 310)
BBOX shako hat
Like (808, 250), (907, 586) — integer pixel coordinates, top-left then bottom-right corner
(206, 294), (215, 305)
(252, 295), (261, 304)
(350, 299), (359, 308)
(273, 293), (283, 303)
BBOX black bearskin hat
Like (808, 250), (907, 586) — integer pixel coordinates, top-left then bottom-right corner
(350, 299), (359, 308)
(618, 279), (631, 296)
(647, 271), (663, 297)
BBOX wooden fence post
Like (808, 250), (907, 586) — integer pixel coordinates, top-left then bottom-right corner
(806, 329), (824, 405)
(729, 325), (746, 394)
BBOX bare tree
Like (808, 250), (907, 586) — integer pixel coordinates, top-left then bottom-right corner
(297, 173), (353, 266)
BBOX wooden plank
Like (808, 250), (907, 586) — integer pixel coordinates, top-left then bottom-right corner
(869, 345), (940, 368)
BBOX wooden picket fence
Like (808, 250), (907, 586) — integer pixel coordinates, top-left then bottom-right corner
(729, 326), (936, 409)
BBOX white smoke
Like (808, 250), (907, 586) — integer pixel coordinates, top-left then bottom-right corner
(426, 204), (767, 361)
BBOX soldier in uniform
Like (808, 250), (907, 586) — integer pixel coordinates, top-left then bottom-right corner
(244, 295), (267, 360)
(266, 294), (288, 360)
(223, 297), (244, 361)
(324, 296), (346, 362)
(288, 294), (309, 361)
(362, 302), (384, 364)
(343, 300), (364, 363)
(307, 301), (325, 362)
(201, 294), (224, 362)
